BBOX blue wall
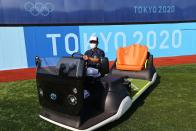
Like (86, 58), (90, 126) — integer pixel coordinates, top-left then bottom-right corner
(24, 26), (80, 67)
(0, 23), (196, 70)
(0, 27), (27, 70)
(0, 0), (196, 24)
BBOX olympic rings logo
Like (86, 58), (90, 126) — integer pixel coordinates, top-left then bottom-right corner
(24, 1), (55, 16)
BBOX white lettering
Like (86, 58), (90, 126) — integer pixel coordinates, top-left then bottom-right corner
(46, 34), (61, 56)
(114, 32), (126, 49)
(64, 33), (79, 55)
(100, 32), (112, 53)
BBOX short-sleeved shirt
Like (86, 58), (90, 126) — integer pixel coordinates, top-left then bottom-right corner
(84, 48), (105, 68)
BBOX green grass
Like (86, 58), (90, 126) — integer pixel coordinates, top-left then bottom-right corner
(1, 64), (196, 131)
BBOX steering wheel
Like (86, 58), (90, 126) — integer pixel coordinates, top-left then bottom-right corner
(72, 52), (89, 68)
(71, 52), (84, 58)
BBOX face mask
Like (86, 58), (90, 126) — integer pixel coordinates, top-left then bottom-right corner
(90, 43), (97, 49)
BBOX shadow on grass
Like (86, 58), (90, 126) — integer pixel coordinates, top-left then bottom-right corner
(97, 75), (161, 131)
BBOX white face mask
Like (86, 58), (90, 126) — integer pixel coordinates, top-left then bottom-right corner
(90, 43), (97, 49)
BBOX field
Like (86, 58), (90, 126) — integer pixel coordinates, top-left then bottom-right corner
(0, 64), (196, 131)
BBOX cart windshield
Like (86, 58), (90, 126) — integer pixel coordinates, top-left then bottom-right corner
(37, 57), (61, 75)
(40, 57), (61, 67)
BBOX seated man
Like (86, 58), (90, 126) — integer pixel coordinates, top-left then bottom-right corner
(83, 35), (105, 78)
(83, 36), (105, 101)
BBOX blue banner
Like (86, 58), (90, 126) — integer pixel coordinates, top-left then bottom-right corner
(0, 27), (27, 70)
(24, 26), (80, 67)
(1, 22), (196, 70)
(0, 0), (196, 24)
(24, 23), (196, 65)
(79, 23), (196, 60)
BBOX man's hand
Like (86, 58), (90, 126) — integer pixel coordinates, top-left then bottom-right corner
(83, 55), (89, 60)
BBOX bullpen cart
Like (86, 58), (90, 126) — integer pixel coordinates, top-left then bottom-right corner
(35, 44), (157, 131)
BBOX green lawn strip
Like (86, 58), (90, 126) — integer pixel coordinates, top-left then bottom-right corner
(129, 78), (149, 90)
(126, 78), (150, 97)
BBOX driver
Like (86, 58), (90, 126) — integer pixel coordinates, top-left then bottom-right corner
(83, 35), (105, 78)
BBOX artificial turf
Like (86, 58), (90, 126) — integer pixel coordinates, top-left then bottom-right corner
(0, 64), (196, 131)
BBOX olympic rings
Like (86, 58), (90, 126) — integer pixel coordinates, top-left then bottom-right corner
(24, 1), (55, 16)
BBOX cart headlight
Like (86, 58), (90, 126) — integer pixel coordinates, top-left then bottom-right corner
(39, 88), (44, 96)
(67, 95), (77, 106)
(50, 93), (57, 101)
(73, 88), (78, 94)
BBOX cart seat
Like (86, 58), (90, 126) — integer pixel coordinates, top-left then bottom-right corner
(111, 44), (156, 80)
(116, 44), (148, 71)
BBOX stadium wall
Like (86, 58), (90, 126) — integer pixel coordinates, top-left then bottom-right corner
(0, 22), (196, 71)
(1, 0), (196, 24)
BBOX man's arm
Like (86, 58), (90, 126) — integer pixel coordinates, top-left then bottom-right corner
(88, 57), (100, 63)
(83, 55), (100, 63)
(86, 50), (105, 63)
(83, 49), (105, 63)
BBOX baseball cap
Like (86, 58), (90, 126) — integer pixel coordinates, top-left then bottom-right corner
(89, 36), (98, 43)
